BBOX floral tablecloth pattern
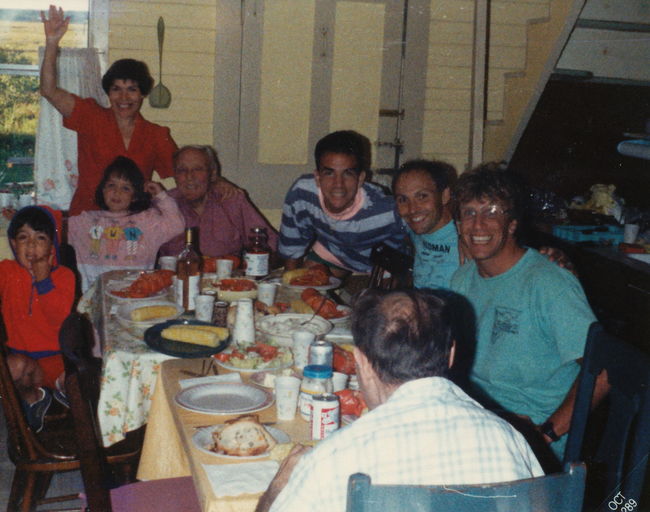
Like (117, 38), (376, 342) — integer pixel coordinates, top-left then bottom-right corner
(81, 270), (175, 446)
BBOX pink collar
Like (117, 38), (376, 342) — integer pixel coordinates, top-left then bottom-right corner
(318, 187), (365, 220)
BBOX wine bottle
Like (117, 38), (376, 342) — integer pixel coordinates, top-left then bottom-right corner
(176, 228), (201, 312)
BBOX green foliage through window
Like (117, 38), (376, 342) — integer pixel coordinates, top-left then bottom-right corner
(0, 48), (38, 185)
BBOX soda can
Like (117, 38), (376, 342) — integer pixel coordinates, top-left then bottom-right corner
(309, 340), (333, 367)
(310, 393), (340, 440)
(212, 301), (229, 327)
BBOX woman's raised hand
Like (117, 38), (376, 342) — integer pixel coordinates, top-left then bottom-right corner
(41, 5), (70, 45)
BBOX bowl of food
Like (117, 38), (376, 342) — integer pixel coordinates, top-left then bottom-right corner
(203, 277), (258, 302)
(256, 313), (332, 347)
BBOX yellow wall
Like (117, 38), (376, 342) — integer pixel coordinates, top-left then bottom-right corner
(421, 0), (552, 172)
(108, 0), (217, 148)
(106, 0), (558, 191)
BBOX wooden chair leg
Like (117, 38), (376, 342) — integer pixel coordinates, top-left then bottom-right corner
(9, 469), (28, 511)
(19, 471), (38, 512)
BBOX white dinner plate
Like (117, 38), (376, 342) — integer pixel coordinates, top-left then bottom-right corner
(193, 425), (290, 460)
(284, 277), (342, 291)
(116, 300), (183, 329)
(175, 382), (274, 415)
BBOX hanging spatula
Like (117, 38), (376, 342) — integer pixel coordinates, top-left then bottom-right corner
(149, 17), (172, 108)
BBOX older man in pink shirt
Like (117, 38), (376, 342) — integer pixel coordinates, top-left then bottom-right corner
(159, 145), (278, 258)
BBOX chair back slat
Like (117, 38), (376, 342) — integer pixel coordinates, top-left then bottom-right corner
(346, 463), (586, 512)
(0, 341), (34, 459)
(565, 322), (650, 505)
(368, 244), (413, 290)
(61, 311), (114, 511)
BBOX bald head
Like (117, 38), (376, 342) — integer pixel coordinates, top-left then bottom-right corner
(351, 289), (455, 385)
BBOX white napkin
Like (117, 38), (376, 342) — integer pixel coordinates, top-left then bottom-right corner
(202, 461), (280, 497)
(180, 373), (242, 390)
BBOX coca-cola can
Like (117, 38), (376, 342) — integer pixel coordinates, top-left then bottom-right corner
(310, 393), (340, 440)
(309, 340), (333, 367)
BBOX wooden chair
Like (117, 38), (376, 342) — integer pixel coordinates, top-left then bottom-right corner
(0, 331), (81, 511)
(61, 311), (201, 511)
(564, 322), (650, 509)
(368, 243), (414, 290)
(346, 463), (586, 512)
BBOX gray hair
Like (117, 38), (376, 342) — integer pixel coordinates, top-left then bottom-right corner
(173, 145), (221, 182)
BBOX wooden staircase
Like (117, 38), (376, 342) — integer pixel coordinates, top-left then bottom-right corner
(483, 0), (586, 163)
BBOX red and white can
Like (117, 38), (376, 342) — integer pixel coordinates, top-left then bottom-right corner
(310, 393), (340, 440)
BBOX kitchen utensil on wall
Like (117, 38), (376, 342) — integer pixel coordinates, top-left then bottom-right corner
(149, 16), (172, 108)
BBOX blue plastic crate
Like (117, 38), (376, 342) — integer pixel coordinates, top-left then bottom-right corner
(552, 225), (624, 245)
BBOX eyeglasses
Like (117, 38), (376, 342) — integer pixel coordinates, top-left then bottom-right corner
(458, 204), (509, 223)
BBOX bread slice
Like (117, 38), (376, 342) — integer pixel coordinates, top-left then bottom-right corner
(212, 414), (276, 456)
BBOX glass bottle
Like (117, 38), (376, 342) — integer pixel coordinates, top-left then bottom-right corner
(176, 228), (202, 312)
(244, 226), (271, 278)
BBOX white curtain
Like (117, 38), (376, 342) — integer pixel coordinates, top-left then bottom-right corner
(34, 47), (106, 209)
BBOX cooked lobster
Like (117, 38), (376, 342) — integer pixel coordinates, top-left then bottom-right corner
(112, 269), (175, 298)
(287, 264), (330, 286)
(333, 344), (356, 374)
(301, 288), (345, 320)
(217, 278), (257, 292)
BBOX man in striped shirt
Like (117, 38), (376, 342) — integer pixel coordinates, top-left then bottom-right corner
(278, 131), (405, 277)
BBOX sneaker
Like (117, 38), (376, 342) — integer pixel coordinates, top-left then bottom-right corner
(53, 388), (70, 409)
(25, 388), (52, 433)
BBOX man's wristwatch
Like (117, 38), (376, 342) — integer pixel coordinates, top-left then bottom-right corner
(540, 421), (560, 442)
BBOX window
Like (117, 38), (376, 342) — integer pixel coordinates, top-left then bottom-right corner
(0, 0), (106, 192)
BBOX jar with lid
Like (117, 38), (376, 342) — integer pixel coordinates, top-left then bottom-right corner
(244, 227), (271, 278)
(298, 364), (333, 421)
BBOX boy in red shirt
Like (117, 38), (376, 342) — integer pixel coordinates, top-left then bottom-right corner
(2, 206), (75, 432)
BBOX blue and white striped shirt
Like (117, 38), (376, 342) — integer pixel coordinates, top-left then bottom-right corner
(278, 175), (405, 273)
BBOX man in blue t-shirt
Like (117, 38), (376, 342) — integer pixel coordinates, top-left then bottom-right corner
(449, 164), (608, 462)
(392, 159), (460, 289)
(279, 131), (405, 277)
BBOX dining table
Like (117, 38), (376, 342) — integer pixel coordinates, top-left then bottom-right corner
(78, 269), (177, 446)
(77, 268), (353, 449)
(137, 357), (312, 512)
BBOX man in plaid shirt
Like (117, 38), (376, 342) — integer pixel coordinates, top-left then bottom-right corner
(257, 289), (543, 512)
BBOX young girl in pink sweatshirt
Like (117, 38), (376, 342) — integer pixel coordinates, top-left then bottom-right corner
(69, 156), (185, 292)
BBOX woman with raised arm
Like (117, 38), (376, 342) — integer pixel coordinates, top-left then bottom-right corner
(40, 5), (237, 215)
